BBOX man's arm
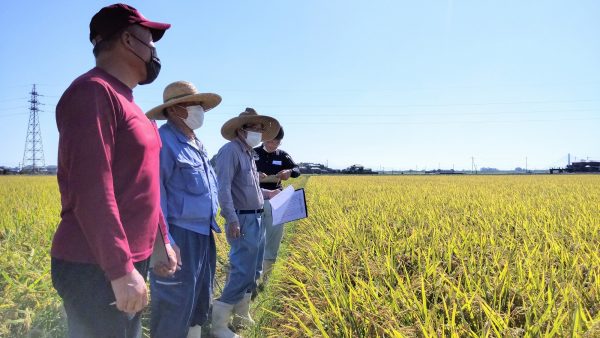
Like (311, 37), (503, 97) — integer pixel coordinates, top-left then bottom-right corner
(284, 152), (301, 178)
(158, 139), (175, 246)
(215, 144), (239, 226)
(262, 188), (280, 199)
(277, 152), (301, 180)
(153, 138), (178, 276)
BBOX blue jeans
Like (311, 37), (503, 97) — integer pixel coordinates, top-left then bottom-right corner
(150, 225), (216, 338)
(218, 213), (264, 305)
(262, 200), (285, 261)
(51, 258), (149, 338)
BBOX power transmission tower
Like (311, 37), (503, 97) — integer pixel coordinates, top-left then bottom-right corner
(22, 84), (46, 174)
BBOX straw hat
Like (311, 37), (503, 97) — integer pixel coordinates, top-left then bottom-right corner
(221, 108), (280, 141)
(146, 81), (221, 120)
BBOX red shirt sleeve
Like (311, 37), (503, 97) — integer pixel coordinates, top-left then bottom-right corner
(56, 81), (134, 280)
(158, 209), (170, 245)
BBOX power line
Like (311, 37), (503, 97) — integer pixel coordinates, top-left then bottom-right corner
(240, 108), (599, 117)
(218, 98), (600, 109)
(209, 81), (600, 93)
(282, 116), (600, 125)
(0, 97), (28, 103)
(133, 98), (600, 110)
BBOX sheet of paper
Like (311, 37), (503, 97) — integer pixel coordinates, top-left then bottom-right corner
(269, 185), (308, 225)
(269, 185), (295, 210)
(260, 174), (280, 183)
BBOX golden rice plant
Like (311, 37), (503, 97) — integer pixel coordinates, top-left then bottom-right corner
(259, 175), (600, 337)
(0, 176), (64, 337)
(0, 175), (307, 337)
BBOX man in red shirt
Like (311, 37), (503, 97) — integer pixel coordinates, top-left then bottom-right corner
(50, 4), (176, 337)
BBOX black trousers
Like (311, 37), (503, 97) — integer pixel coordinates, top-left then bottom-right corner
(51, 257), (149, 338)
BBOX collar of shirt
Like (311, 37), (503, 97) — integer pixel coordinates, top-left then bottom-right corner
(234, 138), (255, 156)
(261, 146), (280, 156)
(92, 67), (133, 100)
(167, 121), (205, 154)
(188, 139), (202, 152)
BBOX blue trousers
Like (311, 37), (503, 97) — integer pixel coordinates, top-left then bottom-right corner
(51, 258), (149, 338)
(219, 213), (264, 305)
(150, 225), (216, 338)
(262, 200), (285, 261)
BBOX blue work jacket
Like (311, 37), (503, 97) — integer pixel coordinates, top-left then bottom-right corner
(158, 122), (220, 244)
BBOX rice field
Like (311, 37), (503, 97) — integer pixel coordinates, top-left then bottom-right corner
(256, 175), (600, 337)
(0, 175), (304, 337)
(0, 176), (64, 337)
(2, 175), (600, 337)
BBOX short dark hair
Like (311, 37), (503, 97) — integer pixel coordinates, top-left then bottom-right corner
(92, 28), (126, 57)
(274, 127), (284, 140)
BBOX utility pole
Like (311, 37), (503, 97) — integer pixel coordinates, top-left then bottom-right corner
(526, 156), (528, 173)
(22, 84), (46, 174)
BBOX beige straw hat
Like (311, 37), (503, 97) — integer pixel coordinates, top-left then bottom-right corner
(221, 108), (280, 141)
(146, 81), (221, 120)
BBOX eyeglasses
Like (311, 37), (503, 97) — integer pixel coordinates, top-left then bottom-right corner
(242, 125), (264, 133)
(175, 103), (202, 109)
(265, 139), (281, 145)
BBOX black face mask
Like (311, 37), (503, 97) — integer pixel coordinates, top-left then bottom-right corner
(129, 33), (161, 85)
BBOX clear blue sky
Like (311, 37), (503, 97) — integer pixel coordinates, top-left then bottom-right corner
(1, 1), (598, 170)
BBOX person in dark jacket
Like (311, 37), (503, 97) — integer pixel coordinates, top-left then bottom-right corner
(254, 127), (301, 286)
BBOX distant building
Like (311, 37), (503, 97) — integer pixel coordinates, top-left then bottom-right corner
(341, 164), (376, 174)
(20, 165), (49, 175)
(5, 167), (20, 175)
(424, 169), (463, 175)
(0, 165), (57, 175)
(298, 162), (338, 174)
(550, 160), (600, 174)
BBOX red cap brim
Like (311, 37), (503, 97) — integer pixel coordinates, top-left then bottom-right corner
(138, 21), (171, 42)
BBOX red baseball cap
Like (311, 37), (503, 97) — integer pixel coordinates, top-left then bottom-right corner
(89, 3), (171, 45)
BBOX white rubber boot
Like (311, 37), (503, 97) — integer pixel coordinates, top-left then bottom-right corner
(187, 325), (202, 338)
(211, 300), (240, 338)
(232, 292), (255, 329)
(262, 259), (275, 284)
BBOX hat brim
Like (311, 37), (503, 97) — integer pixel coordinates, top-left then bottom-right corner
(146, 93), (221, 120)
(138, 21), (171, 42)
(221, 115), (280, 141)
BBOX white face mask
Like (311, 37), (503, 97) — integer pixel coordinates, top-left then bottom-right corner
(182, 105), (205, 130)
(245, 130), (262, 147)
